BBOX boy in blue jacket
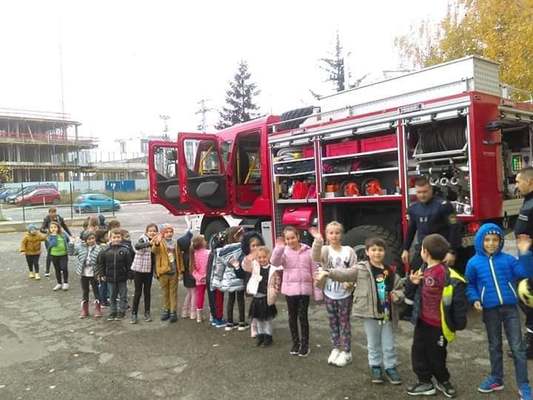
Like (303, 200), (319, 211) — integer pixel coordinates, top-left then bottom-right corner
(465, 223), (533, 399)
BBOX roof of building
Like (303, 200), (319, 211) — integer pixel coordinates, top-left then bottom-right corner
(0, 108), (81, 126)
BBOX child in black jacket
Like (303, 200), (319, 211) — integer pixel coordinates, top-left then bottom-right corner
(96, 228), (133, 321)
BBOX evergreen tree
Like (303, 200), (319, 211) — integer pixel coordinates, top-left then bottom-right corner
(216, 61), (260, 130)
(319, 31), (345, 92)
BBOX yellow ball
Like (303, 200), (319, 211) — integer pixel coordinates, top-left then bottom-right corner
(518, 279), (533, 308)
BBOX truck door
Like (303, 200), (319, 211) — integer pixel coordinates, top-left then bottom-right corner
(149, 140), (191, 214)
(177, 133), (230, 214)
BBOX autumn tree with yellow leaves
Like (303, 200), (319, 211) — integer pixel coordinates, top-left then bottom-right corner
(395, 0), (533, 99)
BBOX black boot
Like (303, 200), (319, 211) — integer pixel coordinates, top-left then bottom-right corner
(263, 335), (273, 347)
(161, 309), (170, 321)
(256, 334), (265, 347)
(169, 312), (178, 323)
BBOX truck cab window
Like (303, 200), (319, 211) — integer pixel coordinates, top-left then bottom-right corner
(184, 139), (221, 175)
(154, 147), (177, 180)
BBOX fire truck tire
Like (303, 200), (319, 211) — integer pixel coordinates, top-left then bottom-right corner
(277, 106), (315, 130)
(342, 225), (404, 275)
(204, 219), (229, 249)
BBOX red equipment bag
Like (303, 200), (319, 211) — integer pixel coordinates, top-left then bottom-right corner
(291, 181), (310, 199)
(282, 206), (315, 229)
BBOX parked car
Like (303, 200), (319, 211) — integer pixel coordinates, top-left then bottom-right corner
(6, 184), (57, 204)
(73, 194), (121, 213)
(15, 187), (61, 206)
(0, 188), (18, 202)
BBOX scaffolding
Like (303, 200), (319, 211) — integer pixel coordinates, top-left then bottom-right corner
(0, 108), (97, 182)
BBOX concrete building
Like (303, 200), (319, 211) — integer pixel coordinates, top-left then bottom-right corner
(0, 108), (97, 182)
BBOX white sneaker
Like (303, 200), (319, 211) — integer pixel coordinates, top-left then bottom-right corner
(62, 283), (69, 291)
(334, 351), (352, 367)
(328, 348), (341, 365)
(53, 284), (62, 291)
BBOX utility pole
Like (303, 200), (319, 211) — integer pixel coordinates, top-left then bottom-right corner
(195, 99), (214, 132)
(159, 114), (170, 140)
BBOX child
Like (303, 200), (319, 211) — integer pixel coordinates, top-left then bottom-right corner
(152, 224), (191, 323)
(315, 237), (404, 384)
(206, 227), (243, 328)
(465, 223), (533, 399)
(236, 231), (265, 334)
(41, 207), (72, 277)
(20, 224), (47, 280)
(271, 226), (323, 357)
(181, 234), (200, 321)
(191, 234), (210, 323)
(96, 228), (133, 320)
(46, 221), (70, 291)
(130, 223), (158, 324)
(311, 222), (358, 367)
(235, 246), (281, 346)
(71, 232), (104, 318)
(224, 231), (264, 331)
(404, 234), (468, 398)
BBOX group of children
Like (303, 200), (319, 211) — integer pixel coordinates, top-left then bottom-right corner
(18, 210), (533, 399)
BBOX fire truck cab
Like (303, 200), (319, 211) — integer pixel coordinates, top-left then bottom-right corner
(149, 56), (533, 269)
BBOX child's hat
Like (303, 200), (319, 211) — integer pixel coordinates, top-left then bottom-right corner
(27, 223), (38, 232)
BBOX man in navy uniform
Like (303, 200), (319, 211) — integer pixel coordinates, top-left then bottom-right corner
(402, 176), (461, 270)
(513, 166), (533, 358)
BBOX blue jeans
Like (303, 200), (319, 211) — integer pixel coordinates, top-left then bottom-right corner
(107, 281), (128, 314)
(363, 319), (397, 369)
(483, 305), (529, 386)
(99, 281), (109, 304)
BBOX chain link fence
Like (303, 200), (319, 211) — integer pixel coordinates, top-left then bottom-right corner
(0, 179), (148, 224)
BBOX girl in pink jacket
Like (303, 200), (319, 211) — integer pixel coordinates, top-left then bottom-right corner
(271, 226), (323, 357)
(190, 235), (210, 323)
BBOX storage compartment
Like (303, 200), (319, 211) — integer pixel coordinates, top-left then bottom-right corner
(360, 135), (397, 152)
(302, 146), (315, 158)
(326, 140), (359, 157)
(281, 206), (316, 228)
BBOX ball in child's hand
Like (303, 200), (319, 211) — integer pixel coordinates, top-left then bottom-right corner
(518, 279), (533, 308)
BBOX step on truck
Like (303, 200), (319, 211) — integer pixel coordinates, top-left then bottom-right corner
(148, 56), (533, 270)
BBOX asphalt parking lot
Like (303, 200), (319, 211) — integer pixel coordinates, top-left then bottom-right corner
(0, 202), (527, 399)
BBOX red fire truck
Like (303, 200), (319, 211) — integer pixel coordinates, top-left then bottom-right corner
(148, 56), (533, 268)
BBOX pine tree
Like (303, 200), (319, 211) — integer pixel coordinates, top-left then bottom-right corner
(319, 31), (345, 92)
(216, 61), (261, 130)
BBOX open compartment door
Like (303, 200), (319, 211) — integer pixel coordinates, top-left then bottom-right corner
(148, 140), (192, 215)
(177, 133), (230, 214)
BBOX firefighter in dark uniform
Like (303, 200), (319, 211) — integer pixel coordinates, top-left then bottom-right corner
(401, 176), (462, 270)
(513, 166), (533, 358)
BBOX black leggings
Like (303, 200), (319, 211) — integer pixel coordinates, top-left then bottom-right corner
(132, 271), (153, 314)
(286, 295), (310, 346)
(226, 290), (245, 324)
(81, 276), (100, 302)
(51, 255), (68, 284)
(25, 255), (40, 273)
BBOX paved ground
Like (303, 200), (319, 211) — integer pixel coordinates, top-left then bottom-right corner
(0, 203), (527, 399)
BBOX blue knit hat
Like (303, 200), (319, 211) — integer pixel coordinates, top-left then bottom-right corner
(27, 224), (38, 232)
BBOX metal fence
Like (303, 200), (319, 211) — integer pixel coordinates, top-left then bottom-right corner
(0, 179), (148, 224)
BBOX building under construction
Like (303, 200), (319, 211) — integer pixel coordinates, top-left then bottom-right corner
(0, 108), (97, 182)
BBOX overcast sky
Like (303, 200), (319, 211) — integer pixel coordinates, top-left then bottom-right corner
(0, 0), (450, 143)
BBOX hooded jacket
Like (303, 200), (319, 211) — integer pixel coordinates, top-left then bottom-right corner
(20, 231), (47, 255)
(271, 243), (323, 300)
(465, 223), (533, 309)
(96, 243), (133, 282)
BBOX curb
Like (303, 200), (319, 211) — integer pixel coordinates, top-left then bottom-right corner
(0, 217), (87, 233)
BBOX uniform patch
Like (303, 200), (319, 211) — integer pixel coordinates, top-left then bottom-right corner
(449, 215), (458, 224)
(519, 214), (529, 221)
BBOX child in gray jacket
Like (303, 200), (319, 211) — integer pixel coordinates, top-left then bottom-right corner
(316, 236), (404, 385)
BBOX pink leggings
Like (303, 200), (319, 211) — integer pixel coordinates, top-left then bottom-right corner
(196, 284), (207, 309)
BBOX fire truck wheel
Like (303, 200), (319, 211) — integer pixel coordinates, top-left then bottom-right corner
(204, 219), (229, 249)
(342, 225), (404, 275)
